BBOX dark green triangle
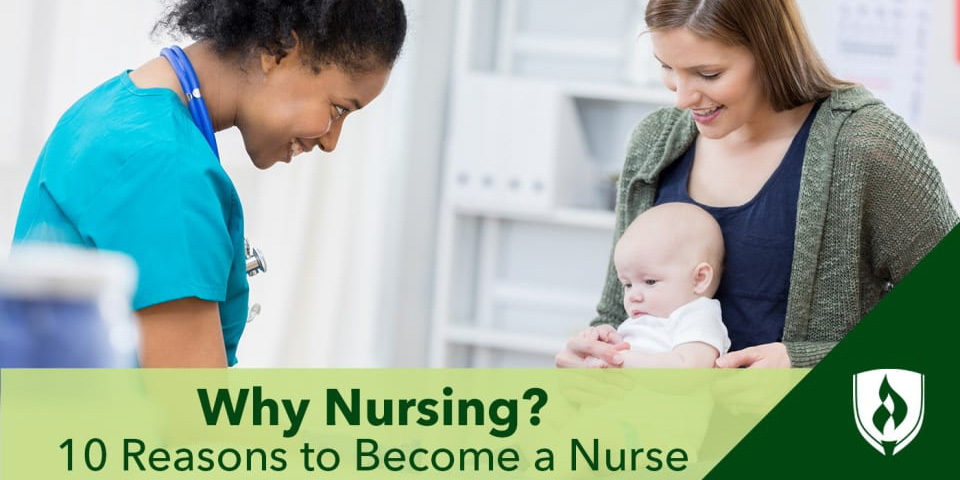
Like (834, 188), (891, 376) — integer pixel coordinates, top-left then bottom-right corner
(704, 224), (959, 478)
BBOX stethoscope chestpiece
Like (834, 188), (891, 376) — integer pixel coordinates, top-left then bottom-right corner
(244, 238), (266, 323)
(245, 238), (267, 277)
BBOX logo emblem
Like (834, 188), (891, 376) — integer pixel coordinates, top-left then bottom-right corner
(852, 369), (925, 456)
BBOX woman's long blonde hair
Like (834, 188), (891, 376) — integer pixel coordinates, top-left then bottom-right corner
(645, 0), (851, 111)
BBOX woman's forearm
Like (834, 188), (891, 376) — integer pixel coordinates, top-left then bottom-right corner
(136, 297), (228, 368)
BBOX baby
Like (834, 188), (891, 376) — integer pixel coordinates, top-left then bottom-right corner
(583, 202), (730, 368)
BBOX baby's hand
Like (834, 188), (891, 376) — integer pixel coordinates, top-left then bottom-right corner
(578, 324), (626, 346)
(583, 356), (610, 368)
(558, 325), (630, 368)
(578, 327), (602, 342)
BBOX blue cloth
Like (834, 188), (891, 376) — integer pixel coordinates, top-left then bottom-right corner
(655, 101), (822, 352)
(13, 71), (249, 365)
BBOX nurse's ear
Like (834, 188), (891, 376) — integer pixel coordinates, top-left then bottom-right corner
(259, 32), (303, 75)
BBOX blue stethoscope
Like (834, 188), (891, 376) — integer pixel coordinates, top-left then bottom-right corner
(160, 46), (266, 320)
(160, 46), (220, 159)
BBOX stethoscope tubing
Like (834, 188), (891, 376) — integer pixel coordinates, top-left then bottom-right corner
(159, 46), (220, 159)
(159, 45), (266, 282)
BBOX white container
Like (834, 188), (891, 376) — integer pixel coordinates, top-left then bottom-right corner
(444, 74), (597, 211)
(0, 245), (138, 367)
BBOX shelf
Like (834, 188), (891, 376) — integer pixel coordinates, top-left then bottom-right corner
(444, 325), (566, 357)
(453, 204), (616, 230)
(559, 81), (676, 105)
(457, 72), (674, 106)
(513, 35), (622, 59)
(431, 0), (659, 367)
(493, 283), (598, 311)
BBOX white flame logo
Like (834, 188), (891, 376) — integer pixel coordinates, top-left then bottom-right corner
(853, 369), (924, 456)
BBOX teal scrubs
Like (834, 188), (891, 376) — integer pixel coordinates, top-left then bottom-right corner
(13, 71), (249, 366)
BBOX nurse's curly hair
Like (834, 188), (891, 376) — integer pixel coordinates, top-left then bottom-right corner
(154, 0), (406, 73)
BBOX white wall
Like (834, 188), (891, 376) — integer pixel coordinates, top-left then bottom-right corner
(797, 0), (960, 203)
(0, 0), (166, 254)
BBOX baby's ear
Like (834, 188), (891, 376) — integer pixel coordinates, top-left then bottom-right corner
(692, 262), (714, 295)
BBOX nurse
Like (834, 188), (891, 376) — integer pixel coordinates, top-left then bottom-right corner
(13, 0), (407, 367)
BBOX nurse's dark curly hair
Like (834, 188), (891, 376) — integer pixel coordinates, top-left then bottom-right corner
(154, 0), (406, 74)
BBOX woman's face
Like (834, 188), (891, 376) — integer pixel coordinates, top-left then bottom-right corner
(650, 27), (769, 139)
(238, 49), (389, 169)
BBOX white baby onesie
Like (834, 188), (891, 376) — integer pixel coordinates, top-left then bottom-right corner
(617, 297), (730, 354)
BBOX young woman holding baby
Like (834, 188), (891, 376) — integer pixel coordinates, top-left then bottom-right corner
(557, 0), (957, 369)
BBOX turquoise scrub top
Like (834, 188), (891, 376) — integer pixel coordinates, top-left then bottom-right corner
(13, 71), (249, 366)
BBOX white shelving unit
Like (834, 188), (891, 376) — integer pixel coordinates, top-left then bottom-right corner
(429, 0), (671, 367)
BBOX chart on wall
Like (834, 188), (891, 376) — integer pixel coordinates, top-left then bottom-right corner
(821, 0), (932, 128)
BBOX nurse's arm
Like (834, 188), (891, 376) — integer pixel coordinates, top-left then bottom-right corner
(136, 297), (228, 368)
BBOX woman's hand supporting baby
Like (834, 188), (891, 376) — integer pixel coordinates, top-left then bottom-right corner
(555, 325), (630, 368)
(560, 328), (793, 369)
(715, 342), (791, 368)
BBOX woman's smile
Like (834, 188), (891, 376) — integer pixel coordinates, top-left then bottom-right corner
(692, 106), (725, 124)
(289, 138), (306, 162)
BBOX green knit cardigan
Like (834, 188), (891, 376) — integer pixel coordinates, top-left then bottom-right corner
(591, 85), (958, 367)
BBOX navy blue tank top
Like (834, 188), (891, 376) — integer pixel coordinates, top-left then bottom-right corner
(654, 101), (822, 351)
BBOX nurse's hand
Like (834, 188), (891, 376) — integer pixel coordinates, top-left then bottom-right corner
(555, 325), (629, 368)
(715, 342), (791, 368)
(137, 297), (228, 368)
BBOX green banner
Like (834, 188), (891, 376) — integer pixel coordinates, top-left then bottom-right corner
(705, 226), (960, 477)
(8, 228), (957, 478)
(1, 369), (806, 479)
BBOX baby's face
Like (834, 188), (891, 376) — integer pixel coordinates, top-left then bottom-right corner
(615, 240), (700, 319)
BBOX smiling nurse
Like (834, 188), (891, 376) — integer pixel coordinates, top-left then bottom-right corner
(13, 0), (407, 367)
(556, 0), (958, 369)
